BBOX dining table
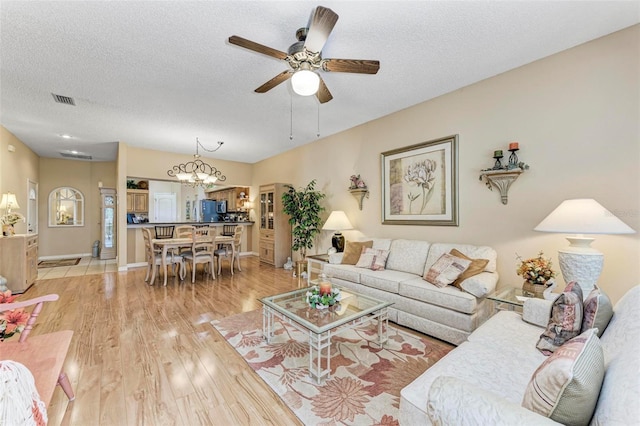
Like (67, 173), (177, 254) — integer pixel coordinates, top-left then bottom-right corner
(151, 235), (235, 286)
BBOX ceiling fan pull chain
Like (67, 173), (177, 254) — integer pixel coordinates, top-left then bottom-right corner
(289, 93), (294, 141)
(317, 102), (320, 138)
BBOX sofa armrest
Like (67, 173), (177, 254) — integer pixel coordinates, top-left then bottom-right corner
(522, 298), (554, 327)
(427, 376), (561, 425)
(460, 271), (498, 298)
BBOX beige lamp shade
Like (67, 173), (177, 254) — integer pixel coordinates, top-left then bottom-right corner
(322, 211), (354, 231)
(0, 192), (20, 211)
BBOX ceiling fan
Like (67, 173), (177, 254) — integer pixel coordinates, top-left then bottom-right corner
(228, 6), (380, 104)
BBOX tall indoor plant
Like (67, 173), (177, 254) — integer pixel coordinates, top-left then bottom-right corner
(282, 180), (326, 265)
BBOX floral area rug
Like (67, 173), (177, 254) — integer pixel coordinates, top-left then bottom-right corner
(211, 310), (452, 425)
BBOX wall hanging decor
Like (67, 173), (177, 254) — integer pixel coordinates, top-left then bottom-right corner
(349, 174), (369, 210)
(479, 141), (529, 205)
(381, 135), (458, 226)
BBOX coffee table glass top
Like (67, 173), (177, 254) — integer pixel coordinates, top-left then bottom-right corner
(260, 287), (392, 334)
(488, 287), (544, 307)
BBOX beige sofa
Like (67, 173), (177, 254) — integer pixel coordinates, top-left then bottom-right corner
(323, 238), (498, 345)
(400, 285), (640, 425)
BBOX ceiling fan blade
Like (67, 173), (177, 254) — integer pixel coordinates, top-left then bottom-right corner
(255, 71), (292, 93)
(303, 6), (338, 54)
(229, 35), (288, 60)
(316, 76), (333, 104)
(323, 59), (380, 74)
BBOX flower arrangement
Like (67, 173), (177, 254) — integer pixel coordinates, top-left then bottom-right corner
(1, 212), (25, 226)
(516, 251), (557, 286)
(306, 285), (342, 310)
(0, 290), (29, 341)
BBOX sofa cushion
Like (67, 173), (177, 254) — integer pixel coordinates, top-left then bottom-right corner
(358, 269), (416, 294)
(385, 239), (431, 275)
(523, 328), (604, 426)
(581, 284), (613, 337)
(355, 248), (390, 271)
(449, 249), (490, 289)
(399, 277), (480, 315)
(537, 281), (584, 355)
(424, 253), (471, 287)
(323, 264), (362, 283)
(425, 243), (497, 273)
(341, 240), (373, 264)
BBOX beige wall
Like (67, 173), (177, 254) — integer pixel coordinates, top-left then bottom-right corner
(38, 158), (116, 257)
(0, 127), (39, 235)
(252, 25), (640, 304)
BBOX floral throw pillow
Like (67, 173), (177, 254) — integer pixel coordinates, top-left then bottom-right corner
(581, 284), (613, 337)
(355, 248), (390, 271)
(536, 281), (584, 355)
(423, 253), (471, 288)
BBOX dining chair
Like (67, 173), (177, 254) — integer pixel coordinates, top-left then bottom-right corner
(154, 225), (175, 239)
(181, 228), (216, 283)
(0, 294), (75, 410)
(175, 225), (193, 238)
(221, 224), (237, 236)
(215, 225), (243, 275)
(142, 228), (184, 284)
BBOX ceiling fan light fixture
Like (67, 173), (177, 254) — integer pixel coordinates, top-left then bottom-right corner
(291, 69), (320, 96)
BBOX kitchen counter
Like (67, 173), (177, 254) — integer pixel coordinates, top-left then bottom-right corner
(126, 221), (254, 228)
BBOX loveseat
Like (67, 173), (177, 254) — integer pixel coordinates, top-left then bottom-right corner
(399, 285), (640, 425)
(324, 238), (498, 345)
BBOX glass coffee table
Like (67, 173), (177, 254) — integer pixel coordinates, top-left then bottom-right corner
(487, 287), (546, 312)
(260, 287), (392, 384)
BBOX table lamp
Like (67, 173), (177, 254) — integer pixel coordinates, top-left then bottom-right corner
(534, 199), (635, 297)
(0, 192), (20, 213)
(322, 211), (353, 253)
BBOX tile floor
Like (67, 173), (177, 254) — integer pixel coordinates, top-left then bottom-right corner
(37, 256), (119, 280)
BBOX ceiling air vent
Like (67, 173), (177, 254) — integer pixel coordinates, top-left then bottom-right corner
(60, 152), (92, 160)
(51, 93), (76, 106)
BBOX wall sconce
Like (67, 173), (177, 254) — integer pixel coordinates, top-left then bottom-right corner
(349, 174), (369, 210)
(479, 142), (529, 205)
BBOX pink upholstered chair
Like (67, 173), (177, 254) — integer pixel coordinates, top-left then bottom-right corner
(0, 293), (75, 408)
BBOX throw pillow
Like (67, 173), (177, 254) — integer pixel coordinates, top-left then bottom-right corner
(341, 240), (373, 265)
(536, 281), (584, 355)
(522, 328), (604, 426)
(355, 248), (390, 271)
(423, 253), (472, 288)
(449, 248), (490, 290)
(581, 284), (613, 337)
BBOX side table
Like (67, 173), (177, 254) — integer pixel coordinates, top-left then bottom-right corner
(306, 254), (330, 285)
(487, 287), (544, 313)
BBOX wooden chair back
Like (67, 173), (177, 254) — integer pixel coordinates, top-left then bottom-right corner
(154, 225), (175, 239)
(175, 225), (194, 238)
(222, 224), (237, 236)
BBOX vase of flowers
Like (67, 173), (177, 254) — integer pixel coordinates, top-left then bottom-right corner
(306, 285), (342, 310)
(1, 212), (25, 236)
(516, 251), (557, 297)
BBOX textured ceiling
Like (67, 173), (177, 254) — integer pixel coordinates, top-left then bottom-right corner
(1, 1), (638, 163)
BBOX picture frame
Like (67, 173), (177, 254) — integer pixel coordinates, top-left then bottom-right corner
(381, 134), (458, 226)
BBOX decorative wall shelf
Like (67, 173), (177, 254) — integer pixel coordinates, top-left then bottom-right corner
(479, 168), (523, 205)
(349, 188), (369, 210)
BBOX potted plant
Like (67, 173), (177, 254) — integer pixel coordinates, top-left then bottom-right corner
(281, 180), (325, 275)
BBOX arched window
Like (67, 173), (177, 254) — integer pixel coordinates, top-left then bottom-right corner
(49, 187), (84, 227)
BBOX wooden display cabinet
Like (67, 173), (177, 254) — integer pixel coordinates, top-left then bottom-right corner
(259, 183), (291, 267)
(0, 234), (38, 293)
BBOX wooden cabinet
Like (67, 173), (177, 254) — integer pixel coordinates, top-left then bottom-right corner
(206, 187), (249, 211)
(259, 183), (291, 267)
(126, 189), (148, 213)
(0, 234), (38, 293)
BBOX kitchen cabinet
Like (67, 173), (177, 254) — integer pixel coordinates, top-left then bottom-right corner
(259, 183), (291, 267)
(0, 234), (38, 293)
(126, 189), (148, 213)
(207, 187), (249, 211)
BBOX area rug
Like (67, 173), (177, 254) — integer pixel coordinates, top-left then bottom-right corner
(37, 258), (81, 268)
(212, 309), (452, 425)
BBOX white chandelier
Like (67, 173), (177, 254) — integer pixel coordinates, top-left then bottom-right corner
(167, 138), (227, 188)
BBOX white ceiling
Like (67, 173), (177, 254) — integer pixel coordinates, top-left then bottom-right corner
(1, 1), (638, 164)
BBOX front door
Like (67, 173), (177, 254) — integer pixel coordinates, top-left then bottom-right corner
(100, 188), (117, 260)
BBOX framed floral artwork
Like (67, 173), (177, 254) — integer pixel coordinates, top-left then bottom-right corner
(381, 135), (458, 226)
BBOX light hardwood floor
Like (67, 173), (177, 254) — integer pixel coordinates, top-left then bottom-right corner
(23, 256), (306, 425)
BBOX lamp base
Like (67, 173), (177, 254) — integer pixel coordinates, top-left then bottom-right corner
(558, 249), (603, 299)
(331, 232), (345, 253)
